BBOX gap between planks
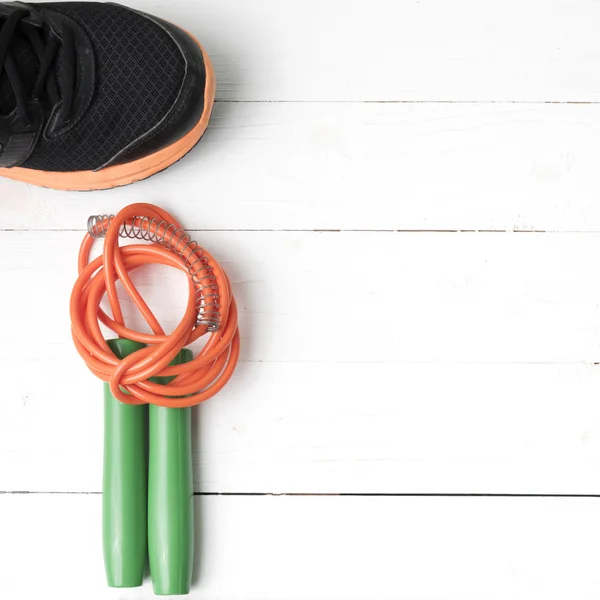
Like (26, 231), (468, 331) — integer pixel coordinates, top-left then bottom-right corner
(3, 491), (600, 498)
(214, 99), (600, 105)
(0, 228), (591, 233)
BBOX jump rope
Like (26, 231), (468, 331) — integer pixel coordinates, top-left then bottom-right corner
(70, 203), (240, 594)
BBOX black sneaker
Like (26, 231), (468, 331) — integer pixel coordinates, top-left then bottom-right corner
(0, 1), (215, 190)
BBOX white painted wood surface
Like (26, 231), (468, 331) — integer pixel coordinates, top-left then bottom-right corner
(3, 231), (600, 494)
(154, 0), (600, 102)
(2, 102), (600, 232)
(1, 0), (600, 597)
(3, 494), (600, 600)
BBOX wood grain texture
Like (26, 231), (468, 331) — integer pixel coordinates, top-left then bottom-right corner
(116, 0), (600, 102)
(2, 494), (600, 599)
(1, 102), (600, 232)
(2, 231), (600, 493)
(2, 230), (598, 364)
(3, 360), (600, 494)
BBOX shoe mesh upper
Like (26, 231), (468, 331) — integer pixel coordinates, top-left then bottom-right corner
(0, 32), (40, 114)
(20, 2), (186, 172)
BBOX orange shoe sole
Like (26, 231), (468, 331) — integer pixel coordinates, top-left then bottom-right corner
(0, 36), (215, 191)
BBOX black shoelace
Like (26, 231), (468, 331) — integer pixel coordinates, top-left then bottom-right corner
(0, 5), (75, 125)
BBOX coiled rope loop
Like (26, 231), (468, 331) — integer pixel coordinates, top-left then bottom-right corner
(70, 203), (240, 408)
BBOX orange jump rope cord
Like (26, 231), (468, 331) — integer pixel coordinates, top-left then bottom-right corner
(70, 203), (240, 408)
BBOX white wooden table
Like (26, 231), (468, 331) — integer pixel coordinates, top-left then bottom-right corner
(2, 1), (600, 598)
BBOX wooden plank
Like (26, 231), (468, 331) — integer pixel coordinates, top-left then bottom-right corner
(2, 103), (600, 232)
(2, 231), (600, 493)
(2, 360), (600, 494)
(1, 231), (598, 364)
(131, 0), (600, 102)
(2, 494), (600, 599)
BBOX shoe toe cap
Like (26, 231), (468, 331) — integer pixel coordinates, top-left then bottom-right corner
(101, 14), (212, 168)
